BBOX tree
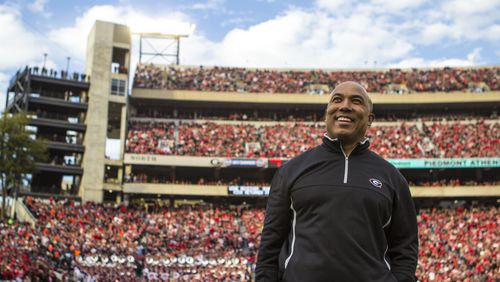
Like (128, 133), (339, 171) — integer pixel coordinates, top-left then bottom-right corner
(0, 113), (47, 219)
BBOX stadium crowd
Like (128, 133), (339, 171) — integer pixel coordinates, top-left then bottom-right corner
(125, 173), (499, 188)
(127, 122), (176, 155)
(417, 205), (498, 281)
(130, 107), (494, 122)
(125, 173), (269, 187)
(134, 64), (500, 93)
(126, 120), (499, 159)
(7, 197), (260, 281)
(1, 198), (497, 281)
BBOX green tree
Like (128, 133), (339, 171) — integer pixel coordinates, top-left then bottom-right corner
(0, 113), (47, 219)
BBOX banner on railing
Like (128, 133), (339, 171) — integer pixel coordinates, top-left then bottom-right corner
(227, 186), (270, 196)
(388, 158), (500, 169)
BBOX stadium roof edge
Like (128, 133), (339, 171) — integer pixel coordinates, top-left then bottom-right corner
(135, 63), (500, 72)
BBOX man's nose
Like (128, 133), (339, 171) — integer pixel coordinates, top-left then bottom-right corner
(339, 100), (352, 111)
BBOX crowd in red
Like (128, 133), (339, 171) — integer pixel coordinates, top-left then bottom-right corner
(134, 64), (500, 93)
(0, 197), (260, 281)
(131, 106), (494, 122)
(127, 122), (176, 155)
(0, 222), (36, 279)
(126, 173), (269, 187)
(417, 206), (498, 281)
(125, 173), (498, 188)
(126, 120), (499, 159)
(1, 198), (497, 281)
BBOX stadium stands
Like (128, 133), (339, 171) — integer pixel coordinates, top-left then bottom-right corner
(126, 120), (499, 159)
(124, 173), (499, 188)
(1, 198), (497, 281)
(134, 64), (500, 94)
(416, 206), (498, 281)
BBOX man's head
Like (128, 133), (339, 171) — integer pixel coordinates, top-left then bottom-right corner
(325, 81), (374, 146)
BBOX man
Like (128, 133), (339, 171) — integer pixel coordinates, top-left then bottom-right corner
(256, 81), (418, 281)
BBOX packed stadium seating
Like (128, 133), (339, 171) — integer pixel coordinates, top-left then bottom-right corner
(126, 120), (499, 159)
(125, 173), (269, 186)
(125, 173), (499, 188)
(1, 198), (497, 281)
(134, 64), (500, 93)
(416, 206), (498, 281)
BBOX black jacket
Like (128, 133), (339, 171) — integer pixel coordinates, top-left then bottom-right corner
(256, 136), (418, 282)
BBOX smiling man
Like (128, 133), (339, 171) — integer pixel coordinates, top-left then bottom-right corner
(256, 81), (418, 282)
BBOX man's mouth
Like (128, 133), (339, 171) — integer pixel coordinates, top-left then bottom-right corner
(335, 116), (354, 122)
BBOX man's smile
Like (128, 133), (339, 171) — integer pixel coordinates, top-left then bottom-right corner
(335, 116), (354, 124)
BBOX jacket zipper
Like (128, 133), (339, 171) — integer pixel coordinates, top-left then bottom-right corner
(339, 144), (349, 184)
(324, 134), (369, 184)
(338, 138), (369, 184)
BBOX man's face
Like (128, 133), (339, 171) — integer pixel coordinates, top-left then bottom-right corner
(325, 82), (374, 145)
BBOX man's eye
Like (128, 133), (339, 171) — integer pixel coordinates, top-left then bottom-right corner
(332, 97), (341, 102)
(353, 99), (362, 104)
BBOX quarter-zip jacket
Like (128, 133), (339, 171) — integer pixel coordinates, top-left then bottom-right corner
(256, 136), (418, 282)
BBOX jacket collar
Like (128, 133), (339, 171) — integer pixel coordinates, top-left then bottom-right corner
(322, 133), (370, 156)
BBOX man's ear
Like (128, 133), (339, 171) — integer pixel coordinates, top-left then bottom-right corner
(368, 113), (375, 126)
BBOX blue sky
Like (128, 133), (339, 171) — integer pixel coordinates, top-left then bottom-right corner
(0, 0), (499, 106)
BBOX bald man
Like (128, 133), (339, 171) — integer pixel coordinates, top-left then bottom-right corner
(256, 82), (418, 281)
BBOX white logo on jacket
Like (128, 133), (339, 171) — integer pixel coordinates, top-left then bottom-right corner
(369, 178), (382, 188)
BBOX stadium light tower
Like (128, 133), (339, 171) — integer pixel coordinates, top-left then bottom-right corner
(132, 23), (195, 65)
(134, 33), (187, 65)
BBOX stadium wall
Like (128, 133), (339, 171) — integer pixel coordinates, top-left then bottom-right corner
(132, 88), (500, 104)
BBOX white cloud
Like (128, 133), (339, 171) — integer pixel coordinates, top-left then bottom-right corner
(369, 0), (428, 11)
(0, 72), (8, 84)
(483, 24), (500, 41)
(419, 22), (456, 44)
(0, 5), (48, 69)
(467, 48), (483, 63)
(390, 48), (484, 68)
(417, 0), (500, 43)
(316, 0), (500, 47)
(28, 0), (51, 18)
(0, 72), (8, 112)
(220, 16), (254, 28)
(316, 0), (428, 16)
(190, 0), (224, 10)
(180, 7), (415, 68)
(315, 0), (352, 12)
(442, 0), (499, 15)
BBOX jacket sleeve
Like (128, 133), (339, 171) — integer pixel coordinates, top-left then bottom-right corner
(387, 174), (419, 282)
(255, 171), (291, 282)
